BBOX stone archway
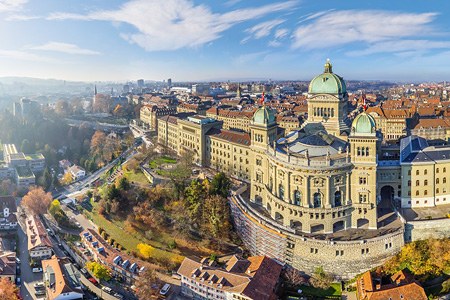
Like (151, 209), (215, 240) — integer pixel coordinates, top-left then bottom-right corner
(290, 220), (302, 231)
(357, 218), (369, 229)
(255, 195), (263, 206)
(275, 212), (284, 224)
(311, 224), (325, 233)
(380, 185), (395, 202)
(333, 220), (345, 232)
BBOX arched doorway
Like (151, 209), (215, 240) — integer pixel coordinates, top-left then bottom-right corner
(294, 190), (302, 206)
(334, 191), (342, 207)
(380, 185), (395, 202)
(311, 224), (324, 233)
(255, 195), (262, 206)
(333, 220), (345, 232)
(313, 193), (322, 208)
(357, 218), (369, 229)
(290, 220), (302, 231)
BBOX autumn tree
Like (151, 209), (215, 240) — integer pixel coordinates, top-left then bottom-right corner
(0, 277), (19, 300)
(61, 172), (73, 185)
(134, 268), (162, 300)
(309, 266), (333, 289)
(282, 267), (308, 287)
(22, 186), (52, 215)
(85, 261), (111, 281)
(184, 179), (207, 224)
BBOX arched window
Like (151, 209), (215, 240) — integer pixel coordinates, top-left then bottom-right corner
(331, 108), (335, 117)
(294, 190), (302, 206)
(361, 147), (365, 156)
(416, 190), (420, 196)
(437, 168), (440, 173)
(357, 147), (361, 156)
(444, 167), (447, 173)
(416, 180), (420, 186)
(279, 184), (284, 200)
(313, 193), (322, 208)
(424, 190), (428, 196)
(416, 170), (419, 175)
(366, 147), (369, 156)
(424, 180), (428, 186)
(444, 178), (447, 184)
(436, 178), (440, 184)
(335, 191), (342, 207)
(424, 169), (428, 175)
(314, 107), (317, 116)
(408, 180), (411, 186)
(408, 170), (411, 175)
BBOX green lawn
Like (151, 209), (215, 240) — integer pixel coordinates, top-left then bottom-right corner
(124, 169), (149, 185)
(296, 283), (342, 297)
(149, 156), (177, 169)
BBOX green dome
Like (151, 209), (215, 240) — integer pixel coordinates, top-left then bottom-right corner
(252, 106), (276, 126)
(308, 60), (347, 95)
(351, 112), (376, 134)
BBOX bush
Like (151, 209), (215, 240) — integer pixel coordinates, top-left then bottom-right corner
(168, 240), (177, 250)
(137, 243), (155, 259)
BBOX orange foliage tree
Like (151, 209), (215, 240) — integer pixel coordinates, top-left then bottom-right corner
(22, 186), (52, 215)
(0, 277), (19, 300)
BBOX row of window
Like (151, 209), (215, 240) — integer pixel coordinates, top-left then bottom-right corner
(408, 178), (448, 186)
(408, 167), (447, 176)
(313, 107), (335, 118)
(356, 147), (370, 156)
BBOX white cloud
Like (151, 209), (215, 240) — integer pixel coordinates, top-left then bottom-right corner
(347, 40), (450, 56)
(233, 50), (270, 65)
(0, 49), (57, 63)
(5, 14), (40, 21)
(30, 42), (100, 55)
(245, 19), (285, 40)
(274, 28), (288, 39)
(292, 10), (438, 50)
(0, 0), (27, 12)
(47, 0), (298, 51)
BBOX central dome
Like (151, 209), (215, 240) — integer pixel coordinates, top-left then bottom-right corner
(252, 106), (275, 126)
(308, 59), (347, 95)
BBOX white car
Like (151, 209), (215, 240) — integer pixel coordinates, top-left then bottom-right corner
(159, 283), (171, 296)
(34, 282), (45, 289)
(101, 286), (113, 294)
(32, 267), (43, 273)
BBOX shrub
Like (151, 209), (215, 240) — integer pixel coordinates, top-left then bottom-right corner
(168, 240), (177, 250)
(137, 243), (155, 259)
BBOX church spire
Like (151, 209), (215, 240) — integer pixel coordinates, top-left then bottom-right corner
(324, 58), (332, 73)
(94, 85), (97, 95)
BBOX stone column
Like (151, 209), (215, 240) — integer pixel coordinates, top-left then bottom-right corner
(274, 165), (278, 197)
(326, 176), (332, 208)
(287, 171), (291, 203)
(305, 175), (310, 208)
(346, 172), (351, 204)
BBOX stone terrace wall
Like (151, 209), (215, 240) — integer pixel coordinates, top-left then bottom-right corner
(230, 195), (405, 280)
(405, 218), (450, 242)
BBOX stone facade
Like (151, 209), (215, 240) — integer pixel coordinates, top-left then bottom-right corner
(405, 218), (450, 242)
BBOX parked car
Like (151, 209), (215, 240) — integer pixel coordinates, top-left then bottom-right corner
(34, 282), (45, 289)
(16, 277), (21, 286)
(101, 286), (113, 294)
(32, 267), (43, 273)
(113, 293), (124, 299)
(159, 283), (171, 296)
(88, 277), (98, 285)
(15, 257), (21, 264)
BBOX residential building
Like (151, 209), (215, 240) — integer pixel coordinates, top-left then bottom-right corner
(409, 118), (450, 142)
(0, 196), (18, 230)
(206, 107), (256, 132)
(80, 229), (144, 285)
(42, 256), (84, 300)
(68, 165), (86, 181)
(26, 215), (53, 260)
(357, 269), (426, 300)
(366, 106), (412, 143)
(177, 102), (209, 115)
(0, 251), (16, 281)
(178, 255), (282, 300)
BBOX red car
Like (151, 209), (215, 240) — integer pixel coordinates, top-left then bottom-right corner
(88, 277), (99, 285)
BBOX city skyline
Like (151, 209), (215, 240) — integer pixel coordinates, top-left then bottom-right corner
(0, 0), (450, 82)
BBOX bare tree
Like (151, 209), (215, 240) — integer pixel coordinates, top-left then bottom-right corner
(134, 268), (162, 299)
(282, 267), (308, 287)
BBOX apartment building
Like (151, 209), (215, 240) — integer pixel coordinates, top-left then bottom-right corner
(178, 255), (282, 300)
(42, 256), (84, 300)
(26, 215), (53, 260)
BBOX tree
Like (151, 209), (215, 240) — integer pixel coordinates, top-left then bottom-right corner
(49, 199), (61, 216)
(282, 267), (307, 287)
(61, 172), (73, 185)
(203, 195), (231, 240)
(184, 180), (207, 223)
(20, 139), (34, 154)
(117, 177), (130, 190)
(134, 268), (162, 300)
(85, 261), (111, 281)
(168, 151), (193, 199)
(0, 277), (19, 300)
(309, 266), (333, 289)
(22, 186), (52, 215)
(210, 172), (231, 198)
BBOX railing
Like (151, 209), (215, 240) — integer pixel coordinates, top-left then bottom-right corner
(266, 147), (351, 168)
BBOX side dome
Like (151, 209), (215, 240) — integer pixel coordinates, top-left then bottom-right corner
(308, 59), (347, 95)
(252, 106), (276, 126)
(351, 112), (376, 135)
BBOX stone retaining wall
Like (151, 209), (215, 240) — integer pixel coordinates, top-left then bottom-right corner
(405, 218), (450, 242)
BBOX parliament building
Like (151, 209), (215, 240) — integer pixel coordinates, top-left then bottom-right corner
(157, 61), (450, 278)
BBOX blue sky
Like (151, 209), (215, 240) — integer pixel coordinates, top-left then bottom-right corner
(0, 0), (449, 82)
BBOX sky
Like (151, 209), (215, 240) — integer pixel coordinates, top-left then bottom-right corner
(0, 0), (450, 82)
